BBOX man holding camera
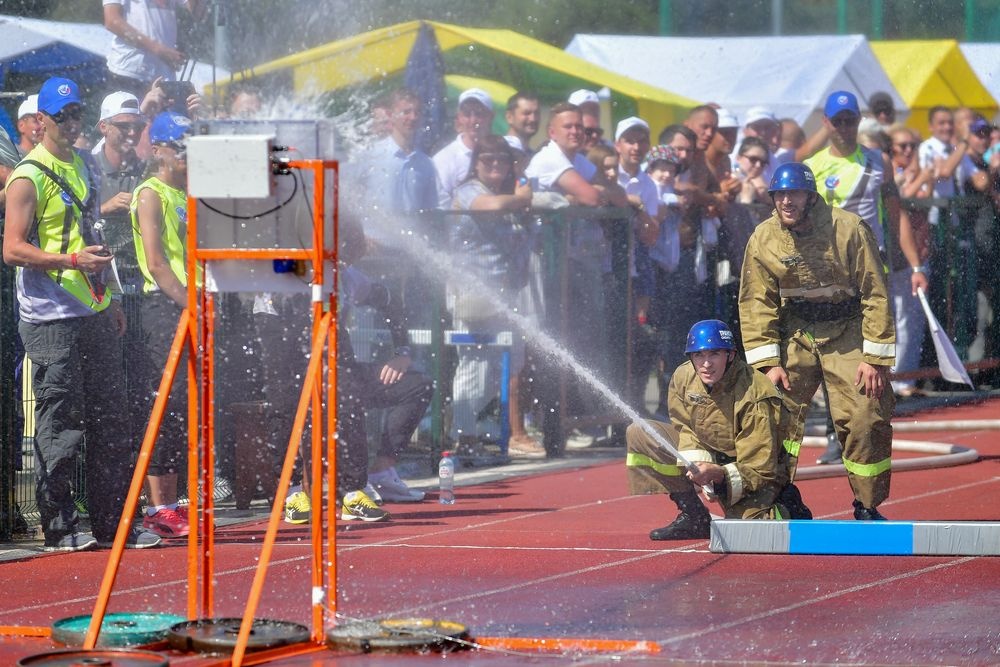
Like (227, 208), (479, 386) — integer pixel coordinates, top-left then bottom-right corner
(103, 0), (204, 98)
(3, 77), (154, 551)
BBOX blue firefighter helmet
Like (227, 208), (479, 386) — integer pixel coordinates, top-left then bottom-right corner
(685, 320), (736, 354)
(768, 162), (817, 194)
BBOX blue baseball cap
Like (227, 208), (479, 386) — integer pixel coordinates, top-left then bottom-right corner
(824, 90), (860, 119)
(37, 77), (82, 115)
(149, 112), (192, 144)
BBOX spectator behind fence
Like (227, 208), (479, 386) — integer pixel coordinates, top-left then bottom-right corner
(4, 77), (152, 551)
(780, 118), (806, 152)
(706, 107), (738, 182)
(504, 91), (540, 155)
(613, 118), (661, 417)
(103, 0), (205, 98)
(887, 124), (933, 398)
(448, 135), (537, 455)
(435, 88), (494, 209)
(16, 95), (42, 157)
(650, 124), (714, 399)
(919, 105), (975, 227)
(94, 92), (148, 292)
(734, 136), (770, 207)
(868, 91), (896, 130)
(962, 117), (998, 364)
(568, 89), (607, 152)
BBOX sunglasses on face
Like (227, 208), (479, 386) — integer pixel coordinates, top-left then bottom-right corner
(584, 127), (604, 138)
(478, 154), (512, 167)
(894, 141), (918, 150)
(742, 154), (768, 166)
(111, 121), (147, 134)
(47, 106), (84, 124)
(831, 116), (859, 128)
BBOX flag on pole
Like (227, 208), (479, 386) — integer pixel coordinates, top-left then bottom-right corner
(917, 288), (974, 388)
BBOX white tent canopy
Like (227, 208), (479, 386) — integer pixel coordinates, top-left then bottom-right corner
(959, 43), (1000, 124)
(0, 14), (226, 92)
(565, 34), (905, 133)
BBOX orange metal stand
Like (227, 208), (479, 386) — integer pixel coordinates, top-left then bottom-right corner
(73, 158), (340, 667)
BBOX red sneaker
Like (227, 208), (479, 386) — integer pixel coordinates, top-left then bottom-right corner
(143, 507), (190, 538)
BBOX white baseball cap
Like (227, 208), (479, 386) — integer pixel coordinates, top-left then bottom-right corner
(458, 88), (493, 113)
(716, 107), (739, 129)
(614, 116), (649, 141)
(744, 106), (778, 127)
(17, 95), (37, 119)
(99, 91), (142, 122)
(568, 89), (600, 107)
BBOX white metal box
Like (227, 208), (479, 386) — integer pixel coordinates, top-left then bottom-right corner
(187, 134), (275, 199)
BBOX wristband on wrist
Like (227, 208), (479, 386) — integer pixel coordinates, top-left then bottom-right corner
(912, 265), (928, 274)
(70, 252), (78, 269)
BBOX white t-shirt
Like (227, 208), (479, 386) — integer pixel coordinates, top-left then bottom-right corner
(919, 136), (980, 224)
(104, 0), (185, 83)
(524, 141), (595, 192)
(432, 136), (473, 209)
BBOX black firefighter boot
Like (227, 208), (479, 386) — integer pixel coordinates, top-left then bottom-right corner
(853, 499), (887, 520)
(649, 492), (712, 541)
(777, 483), (813, 519)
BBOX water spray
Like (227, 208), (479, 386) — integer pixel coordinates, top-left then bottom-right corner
(356, 208), (701, 476)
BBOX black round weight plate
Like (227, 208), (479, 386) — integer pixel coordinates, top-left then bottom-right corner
(52, 613), (186, 648)
(166, 617), (309, 654)
(17, 648), (169, 666)
(326, 617), (470, 653)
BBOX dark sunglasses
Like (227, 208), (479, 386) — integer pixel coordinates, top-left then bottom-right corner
(478, 154), (512, 166)
(155, 140), (186, 154)
(46, 106), (84, 124)
(894, 141), (918, 150)
(110, 120), (146, 133)
(742, 154), (768, 166)
(831, 116), (859, 128)
(584, 127), (604, 137)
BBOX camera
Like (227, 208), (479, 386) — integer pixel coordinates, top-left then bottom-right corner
(158, 80), (196, 113)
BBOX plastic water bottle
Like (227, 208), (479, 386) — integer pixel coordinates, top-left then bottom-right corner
(438, 451), (455, 505)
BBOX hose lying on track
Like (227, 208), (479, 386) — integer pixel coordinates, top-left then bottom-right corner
(795, 437), (979, 481)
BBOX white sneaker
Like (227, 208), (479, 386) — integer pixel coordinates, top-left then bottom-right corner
(368, 468), (425, 503)
(363, 482), (384, 506)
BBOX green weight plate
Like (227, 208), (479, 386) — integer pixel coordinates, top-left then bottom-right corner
(17, 648), (169, 666)
(166, 617), (310, 654)
(52, 613), (186, 648)
(326, 617), (470, 653)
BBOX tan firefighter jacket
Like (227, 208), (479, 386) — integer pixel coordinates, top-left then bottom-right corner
(738, 198), (895, 369)
(667, 356), (798, 505)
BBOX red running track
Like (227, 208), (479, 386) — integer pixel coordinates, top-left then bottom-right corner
(1, 398), (999, 665)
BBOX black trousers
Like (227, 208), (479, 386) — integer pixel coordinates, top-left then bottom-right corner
(20, 309), (132, 544)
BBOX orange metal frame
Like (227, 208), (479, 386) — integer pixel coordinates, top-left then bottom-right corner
(30, 158), (345, 666)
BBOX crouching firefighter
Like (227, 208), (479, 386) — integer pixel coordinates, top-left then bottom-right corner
(626, 319), (811, 541)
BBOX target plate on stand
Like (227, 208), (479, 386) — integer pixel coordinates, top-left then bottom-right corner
(326, 617), (470, 653)
(17, 648), (169, 666)
(52, 613), (186, 648)
(166, 618), (309, 653)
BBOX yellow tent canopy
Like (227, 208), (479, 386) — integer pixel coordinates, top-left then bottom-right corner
(872, 40), (997, 134)
(237, 20), (697, 135)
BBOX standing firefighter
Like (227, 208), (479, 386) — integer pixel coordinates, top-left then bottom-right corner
(739, 162), (895, 520)
(626, 319), (810, 541)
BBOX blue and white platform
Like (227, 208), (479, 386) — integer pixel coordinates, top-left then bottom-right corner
(710, 520), (1000, 556)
